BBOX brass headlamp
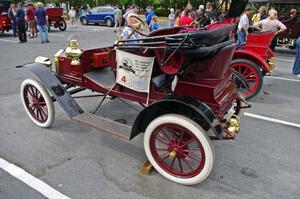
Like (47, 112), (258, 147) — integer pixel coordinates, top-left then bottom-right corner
(267, 57), (276, 72)
(65, 35), (82, 65)
(225, 115), (240, 139)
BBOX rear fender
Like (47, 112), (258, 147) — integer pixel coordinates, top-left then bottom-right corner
(130, 95), (223, 140)
(233, 50), (270, 72)
(21, 63), (83, 118)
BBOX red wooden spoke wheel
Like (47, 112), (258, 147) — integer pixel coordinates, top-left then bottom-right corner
(230, 59), (263, 100)
(144, 114), (214, 185)
(24, 85), (48, 123)
(21, 79), (55, 128)
(150, 123), (206, 178)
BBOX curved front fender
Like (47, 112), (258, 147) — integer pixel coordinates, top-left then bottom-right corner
(22, 62), (83, 118)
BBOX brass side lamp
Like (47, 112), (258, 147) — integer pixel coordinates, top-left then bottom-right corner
(65, 36), (82, 65)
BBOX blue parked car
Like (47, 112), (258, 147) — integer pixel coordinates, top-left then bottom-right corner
(80, 6), (124, 27)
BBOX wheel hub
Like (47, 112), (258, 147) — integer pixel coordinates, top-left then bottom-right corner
(168, 140), (188, 158)
(169, 151), (177, 158)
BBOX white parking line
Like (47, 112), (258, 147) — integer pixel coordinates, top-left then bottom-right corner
(276, 57), (295, 62)
(0, 157), (71, 199)
(265, 76), (300, 82)
(245, 112), (300, 129)
(48, 33), (65, 37)
(92, 28), (105, 31)
(0, 39), (18, 43)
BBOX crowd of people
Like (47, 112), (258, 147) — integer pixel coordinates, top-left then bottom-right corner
(7, 2), (49, 43)
(167, 1), (211, 27)
(116, 1), (214, 42)
(237, 6), (287, 51)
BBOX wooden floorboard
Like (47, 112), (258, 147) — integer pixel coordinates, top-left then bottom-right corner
(72, 112), (132, 141)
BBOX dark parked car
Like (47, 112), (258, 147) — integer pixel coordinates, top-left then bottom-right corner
(80, 6), (124, 27)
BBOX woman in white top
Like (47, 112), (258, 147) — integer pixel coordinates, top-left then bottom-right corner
(68, 7), (77, 28)
(254, 9), (287, 51)
(168, 8), (175, 27)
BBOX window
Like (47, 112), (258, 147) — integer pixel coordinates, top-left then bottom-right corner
(97, 8), (104, 13)
(91, 7), (98, 13)
(99, 7), (114, 13)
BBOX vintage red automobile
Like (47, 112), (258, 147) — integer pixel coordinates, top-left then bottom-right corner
(0, 0), (12, 33)
(19, 3), (252, 185)
(46, 8), (67, 31)
(200, 0), (276, 100)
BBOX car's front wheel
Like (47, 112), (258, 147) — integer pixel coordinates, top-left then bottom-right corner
(81, 17), (88, 25)
(20, 79), (55, 128)
(105, 18), (113, 27)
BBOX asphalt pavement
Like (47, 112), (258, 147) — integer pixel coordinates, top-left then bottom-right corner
(0, 22), (299, 199)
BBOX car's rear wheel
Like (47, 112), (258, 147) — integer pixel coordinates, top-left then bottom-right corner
(144, 114), (214, 185)
(230, 59), (263, 100)
(58, 19), (67, 31)
(106, 18), (113, 27)
(81, 17), (88, 25)
(21, 79), (55, 128)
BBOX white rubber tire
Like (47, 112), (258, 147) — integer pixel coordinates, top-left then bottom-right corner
(20, 79), (55, 128)
(144, 114), (215, 185)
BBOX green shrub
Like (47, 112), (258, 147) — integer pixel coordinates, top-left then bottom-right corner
(154, 9), (169, 17)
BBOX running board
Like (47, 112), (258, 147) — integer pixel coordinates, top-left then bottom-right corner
(72, 112), (131, 141)
(73, 112), (154, 176)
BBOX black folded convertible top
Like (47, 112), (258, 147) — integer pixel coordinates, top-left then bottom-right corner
(116, 24), (235, 49)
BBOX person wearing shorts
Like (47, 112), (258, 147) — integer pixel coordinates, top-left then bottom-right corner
(26, 3), (36, 38)
(114, 4), (122, 33)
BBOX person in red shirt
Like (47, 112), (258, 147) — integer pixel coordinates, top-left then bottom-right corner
(178, 8), (193, 26)
(26, 3), (37, 38)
